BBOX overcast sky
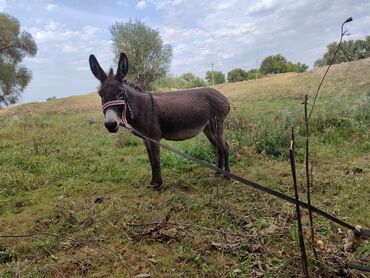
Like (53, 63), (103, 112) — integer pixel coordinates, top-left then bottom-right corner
(1, 0), (370, 103)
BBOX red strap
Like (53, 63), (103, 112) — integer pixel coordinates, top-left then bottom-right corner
(101, 100), (128, 128)
(101, 100), (126, 112)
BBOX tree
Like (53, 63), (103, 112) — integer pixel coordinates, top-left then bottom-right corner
(260, 54), (288, 74)
(110, 19), (173, 90)
(246, 69), (263, 79)
(227, 68), (248, 83)
(314, 36), (370, 68)
(0, 13), (37, 106)
(205, 71), (225, 85)
(180, 72), (206, 88)
(260, 54), (308, 74)
(295, 62), (308, 73)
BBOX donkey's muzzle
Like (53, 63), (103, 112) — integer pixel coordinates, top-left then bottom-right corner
(105, 121), (118, 133)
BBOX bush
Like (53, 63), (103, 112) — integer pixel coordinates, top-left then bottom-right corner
(351, 90), (370, 123)
(46, 96), (56, 101)
(153, 73), (206, 91)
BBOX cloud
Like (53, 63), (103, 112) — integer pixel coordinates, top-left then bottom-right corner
(136, 0), (146, 9)
(0, 0), (6, 11)
(46, 3), (58, 11)
(246, 0), (282, 15)
(147, 0), (370, 77)
(23, 19), (112, 102)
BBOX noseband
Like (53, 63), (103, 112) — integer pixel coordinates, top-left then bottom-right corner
(101, 99), (129, 128)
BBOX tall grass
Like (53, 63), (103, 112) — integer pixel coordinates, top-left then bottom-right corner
(225, 92), (369, 160)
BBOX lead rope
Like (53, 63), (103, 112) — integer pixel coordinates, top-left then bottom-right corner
(102, 101), (369, 235)
(122, 124), (370, 235)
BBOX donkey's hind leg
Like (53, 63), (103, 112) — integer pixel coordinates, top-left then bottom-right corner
(203, 124), (225, 172)
(214, 119), (230, 174)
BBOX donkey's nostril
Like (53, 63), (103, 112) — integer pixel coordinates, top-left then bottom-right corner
(105, 121), (118, 132)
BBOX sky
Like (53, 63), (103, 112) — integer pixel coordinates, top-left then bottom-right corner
(1, 0), (370, 103)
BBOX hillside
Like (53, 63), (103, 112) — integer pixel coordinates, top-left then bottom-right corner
(0, 59), (369, 276)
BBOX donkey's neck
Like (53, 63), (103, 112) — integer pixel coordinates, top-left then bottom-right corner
(124, 88), (152, 130)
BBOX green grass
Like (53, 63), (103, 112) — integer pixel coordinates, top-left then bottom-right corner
(0, 59), (369, 277)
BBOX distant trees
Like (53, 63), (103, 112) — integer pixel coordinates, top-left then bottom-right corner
(227, 68), (263, 83)
(247, 69), (264, 79)
(153, 72), (206, 91)
(0, 13), (37, 106)
(314, 36), (370, 67)
(110, 19), (173, 90)
(180, 72), (206, 88)
(259, 54), (308, 75)
(205, 71), (225, 85)
(227, 68), (248, 82)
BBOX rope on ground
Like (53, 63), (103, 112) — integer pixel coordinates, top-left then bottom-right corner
(128, 127), (370, 238)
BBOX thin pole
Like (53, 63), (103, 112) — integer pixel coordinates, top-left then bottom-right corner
(211, 62), (215, 86)
(256, 47), (259, 79)
(290, 127), (309, 277)
(304, 95), (318, 260)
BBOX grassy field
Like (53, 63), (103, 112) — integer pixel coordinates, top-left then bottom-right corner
(0, 58), (369, 277)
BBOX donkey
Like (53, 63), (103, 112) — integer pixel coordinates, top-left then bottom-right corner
(89, 52), (230, 190)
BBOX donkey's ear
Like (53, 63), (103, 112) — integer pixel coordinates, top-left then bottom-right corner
(116, 52), (128, 82)
(89, 54), (107, 82)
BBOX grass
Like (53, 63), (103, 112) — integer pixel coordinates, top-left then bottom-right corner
(0, 58), (369, 277)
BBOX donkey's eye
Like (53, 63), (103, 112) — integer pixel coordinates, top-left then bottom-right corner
(117, 92), (125, 99)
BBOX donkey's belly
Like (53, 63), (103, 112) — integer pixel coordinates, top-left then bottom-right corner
(162, 124), (206, 141)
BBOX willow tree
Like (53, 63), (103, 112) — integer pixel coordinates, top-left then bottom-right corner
(110, 19), (172, 90)
(0, 13), (37, 106)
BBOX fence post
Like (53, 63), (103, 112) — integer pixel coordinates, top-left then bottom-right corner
(290, 127), (309, 277)
(304, 95), (318, 260)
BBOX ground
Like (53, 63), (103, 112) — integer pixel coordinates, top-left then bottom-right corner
(0, 59), (369, 277)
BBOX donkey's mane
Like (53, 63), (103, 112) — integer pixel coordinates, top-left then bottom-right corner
(122, 79), (145, 93)
(107, 67), (145, 93)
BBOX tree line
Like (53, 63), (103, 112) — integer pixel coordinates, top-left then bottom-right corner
(1, 14), (370, 106)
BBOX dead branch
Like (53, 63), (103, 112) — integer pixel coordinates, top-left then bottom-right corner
(290, 127), (309, 278)
(304, 95), (318, 260)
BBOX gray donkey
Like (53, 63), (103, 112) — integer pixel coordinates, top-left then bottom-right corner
(89, 52), (230, 190)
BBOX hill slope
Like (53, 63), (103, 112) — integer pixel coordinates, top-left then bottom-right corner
(0, 59), (369, 276)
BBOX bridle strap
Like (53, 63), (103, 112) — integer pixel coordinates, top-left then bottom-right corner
(102, 100), (126, 112)
(101, 100), (128, 128)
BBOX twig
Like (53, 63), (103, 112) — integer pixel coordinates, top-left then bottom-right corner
(130, 213), (171, 240)
(346, 263), (370, 272)
(308, 17), (352, 120)
(290, 127), (309, 277)
(136, 254), (157, 271)
(166, 221), (255, 238)
(0, 232), (59, 238)
(127, 220), (255, 239)
(304, 95), (318, 260)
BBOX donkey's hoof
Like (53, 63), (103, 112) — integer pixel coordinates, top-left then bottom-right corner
(152, 184), (162, 191)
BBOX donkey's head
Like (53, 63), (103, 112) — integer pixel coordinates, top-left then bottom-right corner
(89, 53), (128, 133)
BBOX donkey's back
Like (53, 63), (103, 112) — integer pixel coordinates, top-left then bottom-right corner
(152, 87), (230, 141)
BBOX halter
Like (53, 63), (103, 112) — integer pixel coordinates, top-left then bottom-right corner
(101, 99), (129, 128)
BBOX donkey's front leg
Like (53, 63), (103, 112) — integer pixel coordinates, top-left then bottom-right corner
(150, 141), (162, 191)
(143, 139), (155, 185)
